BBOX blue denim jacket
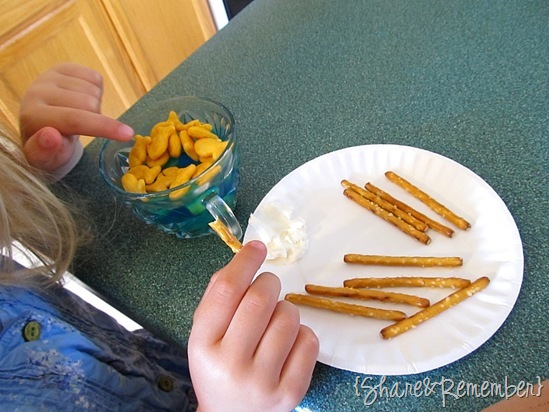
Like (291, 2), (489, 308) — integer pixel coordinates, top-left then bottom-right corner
(0, 275), (196, 411)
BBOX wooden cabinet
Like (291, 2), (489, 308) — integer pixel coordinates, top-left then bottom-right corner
(0, 0), (216, 137)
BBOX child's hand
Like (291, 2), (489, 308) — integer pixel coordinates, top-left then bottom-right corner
(19, 62), (134, 175)
(188, 241), (319, 412)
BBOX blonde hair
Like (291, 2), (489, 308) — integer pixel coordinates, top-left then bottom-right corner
(0, 125), (78, 287)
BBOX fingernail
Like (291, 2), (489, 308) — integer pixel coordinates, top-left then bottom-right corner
(118, 124), (134, 140)
(38, 129), (57, 149)
(246, 240), (267, 252)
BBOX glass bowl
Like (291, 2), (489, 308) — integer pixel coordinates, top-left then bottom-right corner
(99, 96), (241, 239)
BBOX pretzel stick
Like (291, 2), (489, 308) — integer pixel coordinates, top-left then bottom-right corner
(285, 293), (407, 320)
(209, 218), (242, 253)
(365, 182), (455, 238)
(343, 254), (463, 267)
(341, 180), (428, 232)
(385, 171), (471, 231)
(305, 284), (430, 308)
(344, 277), (471, 289)
(343, 188), (431, 245)
(380, 276), (490, 339)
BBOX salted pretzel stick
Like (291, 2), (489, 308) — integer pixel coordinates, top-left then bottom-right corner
(285, 293), (407, 320)
(380, 276), (490, 339)
(343, 254), (463, 267)
(365, 182), (455, 238)
(305, 284), (430, 308)
(341, 180), (428, 232)
(344, 277), (471, 289)
(343, 188), (431, 245)
(385, 171), (471, 231)
(209, 218), (242, 253)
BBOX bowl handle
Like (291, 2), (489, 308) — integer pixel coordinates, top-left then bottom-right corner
(203, 192), (243, 240)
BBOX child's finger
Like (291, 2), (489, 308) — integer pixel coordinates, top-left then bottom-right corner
(23, 127), (67, 172)
(191, 241), (267, 345)
(25, 108), (133, 142)
(221, 272), (281, 360)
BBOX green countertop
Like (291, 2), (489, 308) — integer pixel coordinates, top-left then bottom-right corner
(62, 0), (547, 410)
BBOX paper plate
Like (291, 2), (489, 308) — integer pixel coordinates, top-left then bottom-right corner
(243, 144), (523, 375)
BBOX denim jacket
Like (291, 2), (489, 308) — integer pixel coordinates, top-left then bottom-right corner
(0, 272), (196, 411)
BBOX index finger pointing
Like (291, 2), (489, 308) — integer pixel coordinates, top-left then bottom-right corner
(191, 241), (267, 344)
(31, 107), (134, 142)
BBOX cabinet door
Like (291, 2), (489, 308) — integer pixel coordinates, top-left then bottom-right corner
(0, 0), (145, 133)
(100, 0), (216, 90)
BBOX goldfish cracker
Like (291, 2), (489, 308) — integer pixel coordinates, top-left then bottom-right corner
(170, 165), (197, 189)
(121, 173), (146, 194)
(128, 135), (151, 168)
(193, 162), (221, 186)
(127, 165), (161, 184)
(199, 156), (215, 164)
(162, 166), (180, 176)
(145, 170), (178, 192)
(192, 162), (212, 179)
(179, 130), (199, 161)
(180, 119), (200, 130)
(197, 121), (213, 131)
(148, 124), (174, 160)
(169, 165), (197, 200)
(181, 119), (213, 131)
(194, 138), (226, 160)
(150, 120), (171, 138)
(146, 151), (170, 168)
(168, 132), (182, 158)
(167, 110), (185, 131)
(187, 126), (219, 140)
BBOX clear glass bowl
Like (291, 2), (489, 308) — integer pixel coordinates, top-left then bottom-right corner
(99, 96), (241, 239)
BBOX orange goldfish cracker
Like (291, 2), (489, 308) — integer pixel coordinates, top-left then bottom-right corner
(182, 120), (213, 132)
(192, 162), (213, 178)
(167, 111), (185, 131)
(145, 171), (177, 192)
(121, 173), (146, 194)
(128, 135), (151, 168)
(162, 166), (179, 176)
(168, 132), (182, 158)
(199, 156), (215, 164)
(194, 163), (221, 185)
(179, 119), (199, 130)
(148, 125), (174, 160)
(170, 165), (197, 189)
(146, 151), (170, 168)
(179, 130), (199, 161)
(195, 139), (228, 161)
(127, 165), (161, 184)
(187, 126), (219, 140)
(169, 165), (197, 200)
(150, 120), (171, 138)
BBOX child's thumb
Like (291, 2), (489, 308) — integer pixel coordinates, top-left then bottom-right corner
(23, 126), (64, 172)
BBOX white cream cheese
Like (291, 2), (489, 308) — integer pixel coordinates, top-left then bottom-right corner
(248, 202), (308, 264)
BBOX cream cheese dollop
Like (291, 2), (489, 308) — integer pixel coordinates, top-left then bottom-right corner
(248, 202), (308, 264)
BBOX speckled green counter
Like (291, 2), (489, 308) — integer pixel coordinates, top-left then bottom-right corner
(62, 0), (548, 410)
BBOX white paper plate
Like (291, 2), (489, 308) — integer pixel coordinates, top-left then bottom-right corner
(243, 144), (523, 375)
